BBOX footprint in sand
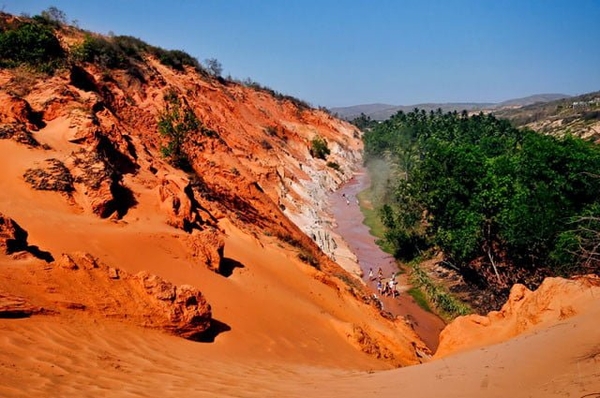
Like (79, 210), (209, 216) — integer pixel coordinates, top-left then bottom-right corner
(480, 374), (489, 389)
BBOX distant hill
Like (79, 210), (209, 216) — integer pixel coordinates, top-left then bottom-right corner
(496, 93), (571, 108)
(493, 91), (600, 141)
(331, 102), (492, 121)
(329, 103), (397, 118)
(331, 93), (571, 121)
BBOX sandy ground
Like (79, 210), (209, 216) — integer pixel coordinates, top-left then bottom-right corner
(0, 299), (598, 397)
(1, 142), (599, 397)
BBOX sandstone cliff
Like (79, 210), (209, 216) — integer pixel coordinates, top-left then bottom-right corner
(0, 14), (424, 368)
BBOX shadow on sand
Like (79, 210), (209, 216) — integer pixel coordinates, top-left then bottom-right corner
(218, 257), (245, 277)
(26, 245), (54, 263)
(192, 319), (231, 343)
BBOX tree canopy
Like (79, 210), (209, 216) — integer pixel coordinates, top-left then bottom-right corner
(363, 109), (600, 292)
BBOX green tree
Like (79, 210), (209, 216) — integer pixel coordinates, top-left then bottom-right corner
(350, 113), (376, 130)
(363, 109), (600, 292)
(310, 136), (330, 160)
(158, 94), (199, 169)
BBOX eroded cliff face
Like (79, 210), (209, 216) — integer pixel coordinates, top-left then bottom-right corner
(0, 44), (362, 272)
(0, 17), (432, 368)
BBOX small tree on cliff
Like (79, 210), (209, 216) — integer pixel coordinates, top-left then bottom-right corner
(310, 136), (330, 160)
(204, 58), (222, 77)
(38, 6), (68, 26)
(158, 93), (199, 169)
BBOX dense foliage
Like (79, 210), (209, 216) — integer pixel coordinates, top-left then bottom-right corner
(350, 113), (377, 131)
(363, 109), (600, 291)
(72, 33), (202, 72)
(0, 20), (64, 72)
(0, 8), (202, 75)
(310, 136), (331, 160)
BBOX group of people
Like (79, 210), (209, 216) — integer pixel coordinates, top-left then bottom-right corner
(368, 267), (399, 298)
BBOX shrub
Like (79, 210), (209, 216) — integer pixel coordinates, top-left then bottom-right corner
(72, 32), (203, 74)
(37, 6), (68, 27)
(112, 35), (149, 61)
(326, 161), (340, 171)
(298, 250), (320, 269)
(204, 58), (222, 77)
(276, 232), (303, 248)
(0, 22), (64, 73)
(410, 260), (471, 319)
(150, 47), (201, 71)
(310, 136), (330, 160)
(158, 94), (199, 169)
(72, 34), (128, 69)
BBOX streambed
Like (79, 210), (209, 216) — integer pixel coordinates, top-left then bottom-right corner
(328, 170), (445, 351)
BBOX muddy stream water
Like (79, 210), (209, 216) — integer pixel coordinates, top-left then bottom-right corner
(328, 170), (446, 352)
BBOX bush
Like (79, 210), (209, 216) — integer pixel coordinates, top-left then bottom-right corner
(204, 58), (222, 77)
(410, 260), (471, 319)
(150, 47), (201, 71)
(72, 34), (128, 69)
(158, 94), (199, 169)
(310, 136), (330, 160)
(0, 22), (64, 72)
(37, 6), (68, 27)
(72, 32), (202, 74)
(276, 232), (304, 248)
(112, 35), (149, 61)
(298, 250), (320, 269)
(326, 161), (340, 171)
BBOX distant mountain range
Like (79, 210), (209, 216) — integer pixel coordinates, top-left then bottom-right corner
(331, 93), (571, 121)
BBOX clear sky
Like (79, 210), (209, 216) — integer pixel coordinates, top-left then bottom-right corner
(2, 1), (600, 107)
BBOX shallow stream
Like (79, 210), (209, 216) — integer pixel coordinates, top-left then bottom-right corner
(328, 170), (445, 351)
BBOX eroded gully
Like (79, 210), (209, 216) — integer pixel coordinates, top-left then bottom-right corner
(328, 169), (446, 352)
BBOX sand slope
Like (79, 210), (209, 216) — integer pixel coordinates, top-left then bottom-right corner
(0, 294), (598, 397)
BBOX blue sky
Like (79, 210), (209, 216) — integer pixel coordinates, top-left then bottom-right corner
(2, 1), (599, 107)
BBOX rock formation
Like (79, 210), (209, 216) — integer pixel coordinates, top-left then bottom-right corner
(134, 271), (212, 339)
(5, 251), (213, 340)
(0, 292), (41, 318)
(0, 212), (29, 254)
(435, 275), (600, 358)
